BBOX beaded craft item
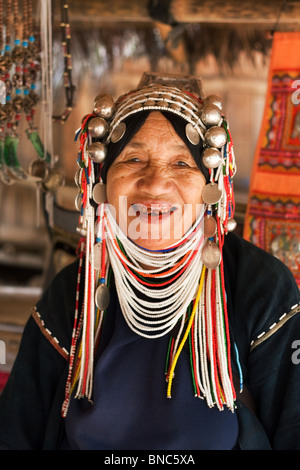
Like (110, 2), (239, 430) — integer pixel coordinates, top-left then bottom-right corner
(62, 73), (238, 417)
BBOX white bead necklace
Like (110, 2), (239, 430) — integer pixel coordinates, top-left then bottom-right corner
(104, 204), (206, 339)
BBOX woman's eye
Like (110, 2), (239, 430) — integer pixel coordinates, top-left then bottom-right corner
(176, 160), (190, 167)
(125, 156), (141, 163)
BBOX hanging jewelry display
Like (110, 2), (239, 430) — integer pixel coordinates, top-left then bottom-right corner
(0, 0), (45, 184)
(0, 0), (74, 191)
(52, 0), (75, 124)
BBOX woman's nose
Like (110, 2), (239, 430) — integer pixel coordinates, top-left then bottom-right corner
(136, 164), (173, 195)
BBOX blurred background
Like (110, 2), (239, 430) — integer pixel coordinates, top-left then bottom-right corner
(0, 0), (299, 388)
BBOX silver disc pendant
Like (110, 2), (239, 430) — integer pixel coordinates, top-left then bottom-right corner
(74, 167), (82, 187)
(202, 183), (222, 205)
(204, 216), (217, 238)
(74, 192), (82, 211)
(90, 242), (102, 269)
(92, 182), (106, 204)
(95, 284), (110, 311)
(202, 241), (221, 269)
(185, 123), (200, 145)
(111, 122), (126, 143)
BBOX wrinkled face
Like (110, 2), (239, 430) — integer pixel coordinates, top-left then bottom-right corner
(106, 112), (206, 250)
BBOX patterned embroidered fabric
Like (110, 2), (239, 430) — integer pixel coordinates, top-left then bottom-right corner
(244, 32), (300, 287)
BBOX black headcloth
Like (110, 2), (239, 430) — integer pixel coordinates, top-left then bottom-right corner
(100, 111), (209, 183)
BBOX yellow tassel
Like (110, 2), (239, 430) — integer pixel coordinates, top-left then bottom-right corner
(167, 266), (206, 398)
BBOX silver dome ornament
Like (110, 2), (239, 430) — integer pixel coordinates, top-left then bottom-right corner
(202, 147), (222, 169)
(200, 104), (222, 127)
(87, 116), (109, 139)
(111, 122), (126, 143)
(202, 183), (222, 205)
(203, 95), (223, 111)
(202, 240), (221, 269)
(95, 283), (110, 311)
(93, 93), (115, 119)
(88, 142), (107, 163)
(185, 123), (200, 145)
(227, 218), (237, 232)
(92, 181), (106, 204)
(205, 126), (227, 149)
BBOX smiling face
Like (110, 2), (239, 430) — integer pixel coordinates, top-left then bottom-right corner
(106, 112), (206, 250)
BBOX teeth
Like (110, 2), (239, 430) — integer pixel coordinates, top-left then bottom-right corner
(133, 204), (173, 215)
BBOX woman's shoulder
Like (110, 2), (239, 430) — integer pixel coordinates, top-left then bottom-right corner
(32, 259), (81, 355)
(223, 232), (300, 347)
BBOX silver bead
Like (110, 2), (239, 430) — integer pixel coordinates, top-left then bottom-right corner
(88, 116), (109, 139)
(93, 93), (115, 119)
(202, 241), (221, 269)
(200, 104), (222, 127)
(88, 142), (107, 163)
(205, 126), (227, 148)
(202, 147), (222, 169)
(204, 94), (223, 110)
(227, 218), (237, 232)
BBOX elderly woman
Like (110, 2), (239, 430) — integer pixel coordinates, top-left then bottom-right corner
(0, 73), (299, 450)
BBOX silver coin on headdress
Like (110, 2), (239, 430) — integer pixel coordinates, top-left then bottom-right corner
(185, 123), (200, 145)
(111, 122), (126, 143)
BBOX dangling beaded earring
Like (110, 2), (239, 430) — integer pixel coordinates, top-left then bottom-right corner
(62, 92), (116, 416)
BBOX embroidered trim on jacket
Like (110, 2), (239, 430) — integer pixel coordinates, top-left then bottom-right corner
(32, 307), (69, 360)
(250, 302), (300, 351)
